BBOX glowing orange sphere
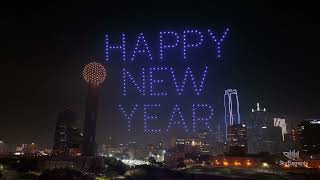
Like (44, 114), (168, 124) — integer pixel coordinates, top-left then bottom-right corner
(83, 62), (106, 85)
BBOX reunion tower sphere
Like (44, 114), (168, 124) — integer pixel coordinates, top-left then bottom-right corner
(83, 62), (106, 86)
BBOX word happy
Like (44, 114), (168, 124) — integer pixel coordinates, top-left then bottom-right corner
(106, 28), (230, 61)
(106, 28), (231, 133)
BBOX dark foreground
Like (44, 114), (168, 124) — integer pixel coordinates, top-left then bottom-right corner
(126, 166), (320, 180)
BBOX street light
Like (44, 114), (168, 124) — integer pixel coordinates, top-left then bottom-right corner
(262, 162), (269, 168)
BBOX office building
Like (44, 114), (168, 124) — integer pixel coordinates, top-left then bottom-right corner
(298, 119), (320, 155)
(227, 123), (248, 155)
(247, 103), (270, 154)
(52, 109), (82, 156)
(198, 131), (210, 154)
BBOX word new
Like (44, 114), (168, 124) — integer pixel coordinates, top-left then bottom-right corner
(106, 28), (230, 61)
(118, 104), (213, 132)
(122, 66), (208, 96)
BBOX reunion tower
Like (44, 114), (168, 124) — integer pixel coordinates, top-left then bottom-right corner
(82, 62), (106, 156)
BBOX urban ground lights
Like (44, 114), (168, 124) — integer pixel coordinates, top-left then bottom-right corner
(105, 28), (239, 133)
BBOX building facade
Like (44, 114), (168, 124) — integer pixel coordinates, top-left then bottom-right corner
(175, 138), (203, 154)
(298, 119), (320, 155)
(197, 131), (210, 154)
(227, 123), (248, 155)
(52, 109), (82, 156)
(224, 89), (241, 140)
(247, 103), (270, 154)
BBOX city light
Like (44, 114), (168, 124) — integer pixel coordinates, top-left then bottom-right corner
(121, 159), (150, 167)
(262, 162), (269, 168)
(14, 152), (24, 156)
(234, 161), (241, 166)
(214, 160), (221, 165)
(223, 161), (229, 166)
(246, 160), (252, 166)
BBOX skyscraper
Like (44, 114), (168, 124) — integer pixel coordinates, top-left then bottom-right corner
(227, 123), (248, 155)
(128, 141), (137, 159)
(68, 127), (83, 156)
(247, 103), (269, 154)
(212, 124), (226, 154)
(224, 89), (240, 140)
(82, 62), (106, 156)
(53, 108), (82, 156)
(298, 119), (320, 155)
(273, 118), (287, 142)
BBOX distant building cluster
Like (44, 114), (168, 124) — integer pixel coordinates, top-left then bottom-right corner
(14, 143), (51, 156)
(97, 139), (166, 163)
(1, 66), (320, 171)
(162, 102), (320, 168)
(52, 109), (82, 156)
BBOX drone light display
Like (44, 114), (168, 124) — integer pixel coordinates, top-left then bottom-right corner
(106, 28), (238, 134)
(105, 28), (230, 62)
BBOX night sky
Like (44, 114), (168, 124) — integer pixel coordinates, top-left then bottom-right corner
(1, 1), (319, 148)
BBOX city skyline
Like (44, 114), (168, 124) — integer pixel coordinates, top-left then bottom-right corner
(1, 1), (319, 148)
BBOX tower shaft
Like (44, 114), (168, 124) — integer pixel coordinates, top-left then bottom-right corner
(82, 84), (100, 156)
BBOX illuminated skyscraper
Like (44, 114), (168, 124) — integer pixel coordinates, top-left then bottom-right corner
(82, 62), (106, 156)
(273, 118), (287, 142)
(247, 103), (270, 154)
(224, 89), (240, 140)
